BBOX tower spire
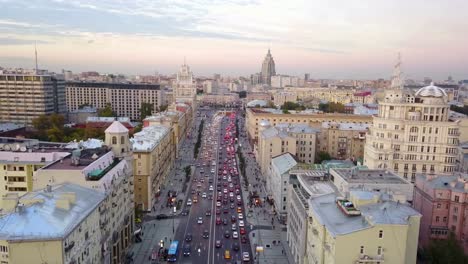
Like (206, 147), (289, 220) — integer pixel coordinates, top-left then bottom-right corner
(390, 52), (403, 90)
(34, 41), (38, 74)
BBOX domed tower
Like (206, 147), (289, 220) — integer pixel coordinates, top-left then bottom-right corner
(105, 121), (130, 158)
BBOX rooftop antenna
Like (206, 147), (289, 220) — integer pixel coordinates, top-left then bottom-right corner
(34, 41), (38, 74)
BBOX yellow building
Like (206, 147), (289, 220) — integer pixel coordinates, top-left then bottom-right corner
(305, 190), (421, 264)
(283, 86), (375, 105)
(131, 125), (175, 211)
(0, 183), (105, 264)
(273, 91), (297, 107)
(246, 108), (372, 144)
(319, 122), (369, 161)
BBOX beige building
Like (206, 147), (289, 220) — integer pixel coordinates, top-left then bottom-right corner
(131, 125), (175, 211)
(364, 59), (460, 182)
(201, 93), (240, 106)
(283, 86), (375, 104)
(66, 82), (163, 121)
(0, 69), (66, 126)
(287, 168), (420, 264)
(246, 92), (271, 103)
(0, 183), (105, 264)
(33, 121), (134, 264)
(246, 108), (372, 144)
(174, 63), (197, 111)
(319, 122), (369, 161)
(273, 91), (297, 107)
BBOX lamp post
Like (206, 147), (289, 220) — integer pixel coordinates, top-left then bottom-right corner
(172, 206), (176, 234)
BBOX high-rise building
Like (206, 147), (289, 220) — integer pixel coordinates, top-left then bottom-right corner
(261, 49), (276, 85)
(364, 56), (460, 182)
(174, 63), (197, 104)
(0, 69), (66, 126)
(66, 82), (162, 120)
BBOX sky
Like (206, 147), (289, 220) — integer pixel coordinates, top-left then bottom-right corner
(0, 0), (467, 80)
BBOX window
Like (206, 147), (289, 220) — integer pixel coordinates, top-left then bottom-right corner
(377, 246), (382, 255)
(437, 203), (441, 209)
(378, 230), (383, 238)
(121, 136), (125, 144)
(443, 217), (447, 222)
(360, 246), (364, 254)
(435, 216), (440, 222)
(455, 195), (460, 202)
(112, 136), (117, 144)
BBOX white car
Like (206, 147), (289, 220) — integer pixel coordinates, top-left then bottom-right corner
(187, 199), (192, 206)
(223, 189), (228, 194)
(242, 252), (250, 261)
(202, 192), (207, 198)
(239, 220), (245, 227)
(232, 231), (239, 239)
(216, 201), (221, 207)
(209, 185), (214, 191)
(229, 192), (234, 198)
(238, 213), (243, 219)
(197, 217), (203, 224)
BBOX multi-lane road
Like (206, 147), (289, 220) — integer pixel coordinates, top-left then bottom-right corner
(173, 110), (253, 263)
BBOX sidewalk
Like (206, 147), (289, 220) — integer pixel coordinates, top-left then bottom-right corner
(237, 118), (294, 264)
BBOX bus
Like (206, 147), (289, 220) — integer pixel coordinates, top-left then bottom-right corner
(167, 241), (179, 262)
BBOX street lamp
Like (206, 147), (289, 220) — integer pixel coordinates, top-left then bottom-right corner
(172, 206), (176, 234)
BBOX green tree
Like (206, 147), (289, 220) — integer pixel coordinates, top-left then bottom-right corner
(319, 102), (346, 113)
(419, 233), (468, 263)
(84, 127), (105, 140)
(98, 103), (115, 117)
(32, 114), (66, 142)
(315, 151), (332, 163)
(281, 101), (305, 111)
(158, 104), (168, 112)
(140, 102), (153, 120)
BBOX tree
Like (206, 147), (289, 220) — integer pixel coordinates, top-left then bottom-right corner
(281, 101), (305, 111)
(238, 91), (247, 98)
(315, 151), (332, 163)
(158, 104), (168, 112)
(140, 102), (153, 120)
(419, 233), (468, 263)
(31, 114), (66, 142)
(319, 102), (346, 113)
(98, 103), (115, 117)
(266, 101), (276, 108)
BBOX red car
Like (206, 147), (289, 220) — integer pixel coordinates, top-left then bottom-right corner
(216, 217), (222, 225)
(240, 227), (246, 235)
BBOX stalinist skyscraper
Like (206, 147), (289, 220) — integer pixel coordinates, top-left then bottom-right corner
(261, 49), (276, 85)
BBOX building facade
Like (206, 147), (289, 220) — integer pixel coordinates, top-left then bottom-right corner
(413, 173), (468, 253)
(0, 69), (66, 126)
(261, 49), (276, 85)
(174, 63), (197, 110)
(268, 153), (297, 216)
(319, 122), (368, 161)
(364, 58), (460, 182)
(131, 125), (175, 211)
(273, 91), (297, 107)
(66, 82), (162, 121)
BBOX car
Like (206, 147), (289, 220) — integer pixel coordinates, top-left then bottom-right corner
(203, 230), (209, 238)
(216, 217), (222, 225)
(230, 203), (235, 209)
(237, 207), (242, 213)
(233, 231), (239, 238)
(239, 220), (245, 227)
(156, 214), (168, 220)
(229, 192), (234, 198)
(209, 185), (213, 191)
(240, 227), (246, 235)
(191, 189), (196, 194)
(231, 215), (237, 223)
(197, 217), (203, 224)
(224, 230), (231, 238)
(193, 197), (198, 203)
(224, 250), (231, 260)
(231, 224), (237, 231)
(223, 207), (229, 214)
(216, 201), (221, 207)
(232, 242), (240, 252)
(208, 194), (213, 200)
(206, 210), (211, 216)
(237, 200), (242, 206)
(216, 208), (221, 215)
(185, 233), (192, 242)
(242, 252), (250, 262)
(186, 199), (192, 206)
(183, 244), (191, 256)
(238, 213), (244, 219)
(223, 218), (228, 225)
(223, 189), (228, 194)
(215, 240), (222, 248)
(202, 192), (207, 198)
(241, 235), (247, 244)
(182, 209), (189, 216)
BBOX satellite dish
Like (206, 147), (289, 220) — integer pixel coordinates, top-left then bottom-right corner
(0, 144), (4, 150)
(15, 144), (21, 151)
(4, 144), (11, 151)
(20, 146), (27, 152)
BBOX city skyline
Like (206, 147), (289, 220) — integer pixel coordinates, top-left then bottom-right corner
(0, 0), (468, 79)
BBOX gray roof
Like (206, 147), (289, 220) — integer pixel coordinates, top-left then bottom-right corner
(287, 124), (319, 134)
(0, 183), (105, 241)
(418, 174), (468, 193)
(309, 191), (421, 237)
(271, 153), (297, 175)
(332, 168), (410, 184)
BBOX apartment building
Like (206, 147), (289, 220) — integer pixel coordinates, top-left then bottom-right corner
(283, 86), (375, 104)
(131, 125), (175, 211)
(246, 92), (271, 103)
(143, 110), (187, 157)
(201, 93), (240, 107)
(33, 121), (134, 264)
(268, 153), (297, 218)
(364, 60), (460, 182)
(319, 122), (369, 161)
(66, 82), (162, 121)
(0, 69), (66, 126)
(413, 173), (468, 253)
(0, 183), (105, 264)
(273, 91), (297, 107)
(246, 108), (372, 144)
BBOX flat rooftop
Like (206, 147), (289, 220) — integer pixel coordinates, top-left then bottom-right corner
(45, 147), (110, 170)
(0, 183), (105, 241)
(66, 81), (160, 90)
(332, 168), (409, 184)
(131, 125), (170, 152)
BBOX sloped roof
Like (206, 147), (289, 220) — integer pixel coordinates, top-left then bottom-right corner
(105, 121), (128, 134)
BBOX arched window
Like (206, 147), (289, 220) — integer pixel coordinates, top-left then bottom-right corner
(112, 136), (117, 144)
(121, 136), (125, 144)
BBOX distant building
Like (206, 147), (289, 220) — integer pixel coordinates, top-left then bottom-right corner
(0, 183), (106, 264)
(319, 122), (369, 161)
(67, 106), (98, 124)
(66, 82), (162, 121)
(261, 49), (276, 85)
(273, 91), (297, 107)
(413, 173), (468, 253)
(246, 92), (271, 103)
(0, 69), (66, 126)
(84, 116), (136, 133)
(174, 63), (197, 110)
(0, 123), (26, 137)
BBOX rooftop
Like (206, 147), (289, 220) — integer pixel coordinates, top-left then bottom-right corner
(0, 123), (24, 132)
(0, 183), (105, 241)
(44, 147), (110, 170)
(66, 81), (160, 90)
(322, 122), (370, 130)
(271, 153), (297, 175)
(246, 100), (267, 107)
(417, 173), (468, 193)
(87, 116), (130, 123)
(65, 139), (104, 150)
(105, 121), (129, 134)
(69, 106), (97, 113)
(130, 125), (170, 152)
(332, 168), (410, 184)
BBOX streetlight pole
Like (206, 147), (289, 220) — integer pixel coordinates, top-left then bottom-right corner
(172, 206), (176, 234)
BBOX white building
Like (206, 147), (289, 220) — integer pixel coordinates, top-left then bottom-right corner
(174, 63), (197, 111)
(268, 153), (297, 216)
(364, 56), (460, 182)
